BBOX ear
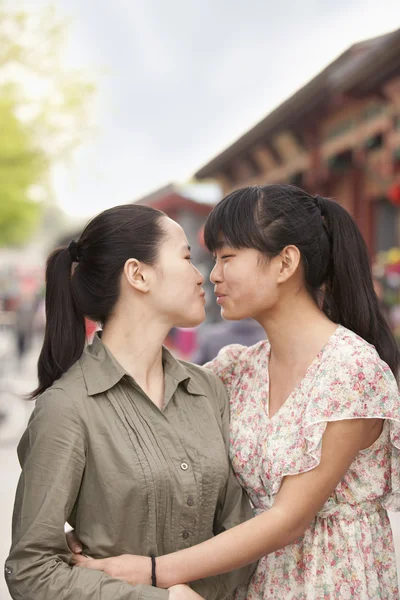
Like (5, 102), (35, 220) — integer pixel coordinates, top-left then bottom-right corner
(277, 245), (301, 283)
(123, 258), (150, 293)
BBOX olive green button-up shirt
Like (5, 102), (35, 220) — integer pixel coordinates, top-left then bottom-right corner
(5, 336), (254, 600)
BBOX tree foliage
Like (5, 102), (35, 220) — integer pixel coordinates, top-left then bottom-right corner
(0, 2), (95, 246)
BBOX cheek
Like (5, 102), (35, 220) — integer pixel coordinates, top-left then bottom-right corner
(232, 271), (276, 307)
(160, 264), (194, 297)
(225, 263), (260, 294)
(223, 264), (247, 290)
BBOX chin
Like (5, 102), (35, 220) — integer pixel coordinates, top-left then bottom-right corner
(176, 309), (206, 328)
(220, 306), (248, 321)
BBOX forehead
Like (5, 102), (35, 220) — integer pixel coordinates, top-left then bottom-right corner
(214, 234), (235, 250)
(162, 217), (189, 246)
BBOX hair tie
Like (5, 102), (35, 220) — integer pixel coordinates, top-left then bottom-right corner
(314, 194), (325, 217)
(68, 240), (80, 263)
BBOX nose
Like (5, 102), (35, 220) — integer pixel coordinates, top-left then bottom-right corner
(210, 261), (222, 284)
(192, 264), (204, 286)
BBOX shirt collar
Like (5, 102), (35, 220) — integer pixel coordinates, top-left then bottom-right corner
(162, 346), (205, 396)
(80, 334), (204, 397)
(80, 335), (127, 396)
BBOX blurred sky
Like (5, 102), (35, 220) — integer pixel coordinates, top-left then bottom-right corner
(19, 0), (400, 218)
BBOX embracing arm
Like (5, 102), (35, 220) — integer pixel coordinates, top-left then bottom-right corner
(5, 388), (169, 600)
(188, 377), (256, 598)
(155, 417), (381, 587)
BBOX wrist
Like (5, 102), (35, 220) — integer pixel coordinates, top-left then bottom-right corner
(155, 555), (176, 589)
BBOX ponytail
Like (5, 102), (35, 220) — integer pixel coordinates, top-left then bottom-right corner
(31, 247), (85, 398)
(319, 196), (400, 378)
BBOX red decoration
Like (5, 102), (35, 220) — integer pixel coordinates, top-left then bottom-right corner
(388, 183), (400, 206)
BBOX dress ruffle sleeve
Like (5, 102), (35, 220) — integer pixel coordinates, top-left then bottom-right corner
(270, 350), (400, 508)
(204, 344), (246, 395)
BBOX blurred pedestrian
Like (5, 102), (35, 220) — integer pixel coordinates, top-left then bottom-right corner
(14, 295), (35, 364)
(192, 319), (265, 364)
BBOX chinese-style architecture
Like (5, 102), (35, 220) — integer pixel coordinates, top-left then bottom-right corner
(195, 28), (400, 256)
(136, 183), (216, 231)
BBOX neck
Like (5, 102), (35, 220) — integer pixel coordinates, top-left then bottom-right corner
(101, 309), (170, 389)
(257, 290), (337, 366)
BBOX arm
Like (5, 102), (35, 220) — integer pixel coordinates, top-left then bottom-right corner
(155, 417), (381, 587)
(5, 388), (169, 600)
(188, 377), (256, 599)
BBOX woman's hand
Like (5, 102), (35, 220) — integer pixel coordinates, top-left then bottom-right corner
(67, 532), (202, 594)
(66, 530), (83, 555)
(73, 553), (152, 586)
(74, 555), (204, 597)
(168, 585), (204, 600)
(67, 531), (150, 585)
(66, 529), (86, 566)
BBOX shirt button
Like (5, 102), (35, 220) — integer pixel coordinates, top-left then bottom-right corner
(4, 565), (12, 576)
(180, 462), (189, 471)
(182, 530), (190, 539)
(187, 496), (194, 506)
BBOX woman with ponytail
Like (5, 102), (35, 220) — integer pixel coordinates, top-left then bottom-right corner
(5, 204), (255, 600)
(90, 185), (400, 599)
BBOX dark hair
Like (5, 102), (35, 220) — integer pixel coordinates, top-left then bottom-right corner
(204, 184), (400, 377)
(32, 204), (166, 398)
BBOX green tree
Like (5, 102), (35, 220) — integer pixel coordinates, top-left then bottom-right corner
(0, 2), (95, 246)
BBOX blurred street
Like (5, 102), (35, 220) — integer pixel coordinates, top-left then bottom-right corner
(0, 339), (39, 600)
(0, 343), (400, 599)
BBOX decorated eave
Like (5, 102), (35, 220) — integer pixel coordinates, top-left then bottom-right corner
(134, 183), (221, 217)
(194, 28), (400, 184)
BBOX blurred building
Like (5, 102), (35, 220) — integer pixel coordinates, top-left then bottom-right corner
(195, 28), (400, 257)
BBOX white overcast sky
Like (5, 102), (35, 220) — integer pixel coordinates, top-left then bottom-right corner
(19, 0), (400, 218)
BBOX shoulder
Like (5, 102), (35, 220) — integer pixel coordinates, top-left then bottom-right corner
(19, 366), (88, 465)
(33, 361), (88, 422)
(178, 358), (226, 397)
(330, 326), (397, 388)
(309, 326), (399, 421)
(177, 359), (229, 421)
(56, 359), (87, 394)
(203, 339), (269, 385)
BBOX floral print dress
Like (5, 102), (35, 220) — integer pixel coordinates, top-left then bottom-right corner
(206, 325), (400, 599)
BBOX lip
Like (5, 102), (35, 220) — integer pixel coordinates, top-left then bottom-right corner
(215, 293), (227, 305)
(199, 290), (206, 298)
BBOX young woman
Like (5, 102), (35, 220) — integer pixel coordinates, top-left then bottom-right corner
(5, 204), (255, 600)
(75, 185), (400, 599)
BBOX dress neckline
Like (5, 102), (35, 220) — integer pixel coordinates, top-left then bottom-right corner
(266, 324), (342, 421)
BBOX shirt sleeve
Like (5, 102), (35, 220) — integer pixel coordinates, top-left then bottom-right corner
(5, 387), (169, 600)
(189, 376), (256, 600)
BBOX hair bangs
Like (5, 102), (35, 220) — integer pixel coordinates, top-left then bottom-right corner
(204, 187), (263, 252)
